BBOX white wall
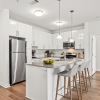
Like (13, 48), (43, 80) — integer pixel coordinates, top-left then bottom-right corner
(0, 9), (10, 87)
(85, 20), (100, 71)
(96, 34), (100, 71)
(84, 22), (90, 61)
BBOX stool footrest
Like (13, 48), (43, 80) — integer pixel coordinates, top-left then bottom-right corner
(58, 94), (70, 99)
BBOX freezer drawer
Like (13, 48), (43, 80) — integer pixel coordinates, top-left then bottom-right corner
(10, 53), (26, 85)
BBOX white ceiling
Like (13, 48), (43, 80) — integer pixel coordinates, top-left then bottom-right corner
(0, 0), (100, 31)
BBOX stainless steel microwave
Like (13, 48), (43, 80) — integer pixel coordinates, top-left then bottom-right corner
(63, 42), (75, 49)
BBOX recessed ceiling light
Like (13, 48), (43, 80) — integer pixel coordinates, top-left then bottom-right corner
(55, 21), (64, 26)
(78, 37), (83, 40)
(72, 30), (77, 33)
(79, 33), (84, 36)
(34, 10), (44, 16)
(9, 20), (17, 25)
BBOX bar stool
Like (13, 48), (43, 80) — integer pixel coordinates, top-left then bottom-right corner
(84, 60), (91, 92)
(78, 62), (87, 100)
(55, 64), (79, 100)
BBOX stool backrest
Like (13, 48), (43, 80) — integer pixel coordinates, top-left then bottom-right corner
(86, 60), (91, 68)
(79, 62), (87, 71)
(69, 64), (79, 77)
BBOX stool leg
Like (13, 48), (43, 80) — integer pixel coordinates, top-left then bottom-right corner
(73, 76), (75, 88)
(78, 71), (82, 100)
(69, 77), (72, 100)
(55, 75), (60, 100)
(74, 75), (79, 100)
(87, 68), (91, 87)
(84, 68), (88, 92)
(64, 76), (66, 96)
(67, 77), (70, 96)
(82, 71), (87, 93)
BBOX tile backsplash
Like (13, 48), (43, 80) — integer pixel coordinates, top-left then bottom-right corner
(33, 49), (84, 59)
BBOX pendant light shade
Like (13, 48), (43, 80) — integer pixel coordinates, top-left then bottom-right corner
(69, 10), (74, 42)
(57, 34), (62, 39)
(57, 0), (62, 39)
(70, 38), (74, 42)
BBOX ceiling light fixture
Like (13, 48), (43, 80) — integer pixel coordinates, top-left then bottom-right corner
(56, 21), (64, 26)
(57, 0), (62, 39)
(72, 30), (77, 33)
(10, 20), (17, 25)
(69, 10), (74, 43)
(34, 10), (44, 16)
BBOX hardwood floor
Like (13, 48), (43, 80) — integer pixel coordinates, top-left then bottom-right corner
(61, 72), (100, 100)
(0, 72), (100, 100)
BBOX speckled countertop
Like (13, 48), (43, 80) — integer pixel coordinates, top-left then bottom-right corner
(26, 59), (84, 68)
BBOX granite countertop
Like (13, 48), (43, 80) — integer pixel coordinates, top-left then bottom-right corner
(32, 56), (64, 59)
(26, 59), (84, 69)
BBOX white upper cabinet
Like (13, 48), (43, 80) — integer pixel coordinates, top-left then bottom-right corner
(52, 33), (58, 49)
(9, 19), (26, 38)
(25, 24), (32, 48)
(48, 33), (52, 49)
(74, 29), (84, 49)
(32, 28), (52, 49)
(38, 30), (45, 49)
(38, 30), (50, 49)
(9, 20), (17, 36)
(17, 22), (26, 37)
(57, 33), (63, 49)
(32, 28), (39, 46)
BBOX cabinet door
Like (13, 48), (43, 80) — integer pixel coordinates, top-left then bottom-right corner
(57, 33), (63, 49)
(32, 28), (39, 46)
(75, 31), (80, 49)
(26, 48), (32, 64)
(25, 25), (32, 48)
(44, 32), (49, 49)
(9, 20), (17, 36)
(75, 30), (84, 49)
(38, 30), (44, 49)
(48, 33), (52, 49)
(52, 34), (58, 49)
(18, 22), (26, 37)
(62, 32), (69, 42)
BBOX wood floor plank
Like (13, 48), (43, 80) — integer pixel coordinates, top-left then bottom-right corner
(0, 72), (100, 100)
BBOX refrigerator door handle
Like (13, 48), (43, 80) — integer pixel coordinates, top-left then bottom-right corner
(25, 41), (27, 63)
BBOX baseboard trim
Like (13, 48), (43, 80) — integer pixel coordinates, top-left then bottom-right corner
(0, 82), (10, 88)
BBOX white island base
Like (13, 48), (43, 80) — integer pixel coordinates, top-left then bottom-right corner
(26, 61), (80, 100)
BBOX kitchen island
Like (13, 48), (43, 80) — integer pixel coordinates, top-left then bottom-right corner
(26, 59), (83, 100)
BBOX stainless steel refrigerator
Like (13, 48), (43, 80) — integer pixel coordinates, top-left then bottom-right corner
(9, 38), (26, 85)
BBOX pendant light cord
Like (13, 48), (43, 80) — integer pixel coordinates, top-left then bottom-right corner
(59, 0), (61, 35)
(70, 10), (74, 39)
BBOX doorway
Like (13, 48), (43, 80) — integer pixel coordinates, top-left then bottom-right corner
(90, 35), (96, 75)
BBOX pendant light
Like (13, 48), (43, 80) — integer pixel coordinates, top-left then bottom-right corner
(57, 0), (62, 39)
(69, 10), (74, 42)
